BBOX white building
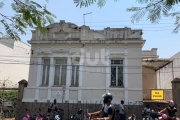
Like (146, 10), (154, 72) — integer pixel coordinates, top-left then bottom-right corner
(22, 20), (151, 104)
(156, 52), (180, 89)
(0, 38), (31, 88)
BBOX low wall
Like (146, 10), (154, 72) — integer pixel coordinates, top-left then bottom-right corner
(15, 102), (169, 120)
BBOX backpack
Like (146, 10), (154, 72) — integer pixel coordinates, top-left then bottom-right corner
(47, 103), (53, 113)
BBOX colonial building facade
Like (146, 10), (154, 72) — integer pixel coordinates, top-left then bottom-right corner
(23, 20), (146, 104)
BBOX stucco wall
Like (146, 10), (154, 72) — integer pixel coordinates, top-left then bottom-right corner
(0, 38), (30, 86)
(24, 43), (143, 103)
(23, 20), (145, 104)
(143, 67), (157, 89)
(156, 52), (180, 89)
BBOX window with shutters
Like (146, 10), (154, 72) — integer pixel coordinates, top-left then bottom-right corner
(71, 57), (80, 86)
(54, 58), (67, 85)
(41, 59), (50, 86)
(110, 60), (124, 87)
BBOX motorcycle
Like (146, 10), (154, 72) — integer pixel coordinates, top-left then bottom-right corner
(158, 113), (180, 120)
(54, 111), (62, 120)
(127, 114), (136, 120)
(44, 114), (51, 120)
(84, 115), (94, 120)
(158, 113), (171, 120)
(71, 108), (82, 120)
(150, 110), (161, 120)
(23, 108), (32, 120)
(36, 108), (46, 120)
(35, 111), (43, 120)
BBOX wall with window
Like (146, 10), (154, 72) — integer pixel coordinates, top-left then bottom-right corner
(22, 20), (145, 104)
(23, 43), (143, 104)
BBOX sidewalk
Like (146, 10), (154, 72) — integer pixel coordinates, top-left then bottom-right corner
(4, 118), (15, 120)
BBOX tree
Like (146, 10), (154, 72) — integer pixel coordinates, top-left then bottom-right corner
(0, 0), (56, 40)
(76, 0), (180, 33)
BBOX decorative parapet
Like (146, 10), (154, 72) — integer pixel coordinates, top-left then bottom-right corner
(29, 20), (143, 42)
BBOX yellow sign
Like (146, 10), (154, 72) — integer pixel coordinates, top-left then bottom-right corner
(151, 90), (164, 100)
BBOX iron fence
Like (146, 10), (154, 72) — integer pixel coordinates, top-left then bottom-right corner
(13, 101), (146, 120)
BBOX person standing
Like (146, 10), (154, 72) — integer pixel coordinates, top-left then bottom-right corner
(47, 99), (59, 118)
(119, 100), (126, 120)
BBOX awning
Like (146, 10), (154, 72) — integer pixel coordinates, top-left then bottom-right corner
(142, 59), (172, 71)
(143, 100), (169, 103)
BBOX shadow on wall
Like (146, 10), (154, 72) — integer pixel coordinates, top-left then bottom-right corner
(0, 39), (14, 49)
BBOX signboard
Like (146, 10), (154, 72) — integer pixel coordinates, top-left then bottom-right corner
(4, 102), (12, 106)
(151, 90), (164, 100)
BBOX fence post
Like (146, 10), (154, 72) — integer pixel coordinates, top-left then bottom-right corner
(171, 78), (180, 117)
(17, 79), (28, 101)
(15, 79), (28, 120)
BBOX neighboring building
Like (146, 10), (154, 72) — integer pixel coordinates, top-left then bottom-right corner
(0, 38), (31, 88)
(142, 48), (172, 101)
(142, 48), (159, 90)
(156, 51), (180, 89)
(22, 20), (147, 104)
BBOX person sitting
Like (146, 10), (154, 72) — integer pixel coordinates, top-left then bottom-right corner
(88, 93), (115, 120)
(143, 105), (151, 118)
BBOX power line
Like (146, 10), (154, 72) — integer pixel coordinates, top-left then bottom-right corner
(0, 61), (179, 74)
(0, 24), (177, 30)
(0, 58), (177, 68)
(73, 18), (176, 23)
(0, 55), (174, 60)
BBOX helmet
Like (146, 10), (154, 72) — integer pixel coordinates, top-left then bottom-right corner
(102, 93), (113, 103)
(169, 100), (175, 107)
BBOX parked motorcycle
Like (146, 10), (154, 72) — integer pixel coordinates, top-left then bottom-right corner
(127, 114), (136, 120)
(54, 111), (61, 120)
(23, 108), (32, 120)
(36, 108), (46, 120)
(71, 109), (82, 120)
(34, 111), (42, 120)
(44, 114), (51, 120)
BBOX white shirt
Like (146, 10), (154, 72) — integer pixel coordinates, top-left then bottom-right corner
(144, 107), (150, 113)
(119, 104), (124, 114)
(144, 107), (151, 117)
(50, 103), (58, 109)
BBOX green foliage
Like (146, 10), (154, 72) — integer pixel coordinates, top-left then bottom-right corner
(76, 0), (180, 33)
(76, 0), (118, 8)
(0, 0), (56, 40)
(0, 90), (18, 105)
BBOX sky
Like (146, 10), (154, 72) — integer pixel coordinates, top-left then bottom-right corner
(1, 0), (180, 58)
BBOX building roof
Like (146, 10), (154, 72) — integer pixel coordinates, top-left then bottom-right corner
(142, 59), (172, 71)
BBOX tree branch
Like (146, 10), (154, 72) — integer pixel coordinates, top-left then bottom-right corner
(139, 0), (164, 10)
(0, 13), (13, 22)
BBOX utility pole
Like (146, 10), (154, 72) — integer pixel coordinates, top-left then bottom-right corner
(83, 12), (92, 25)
